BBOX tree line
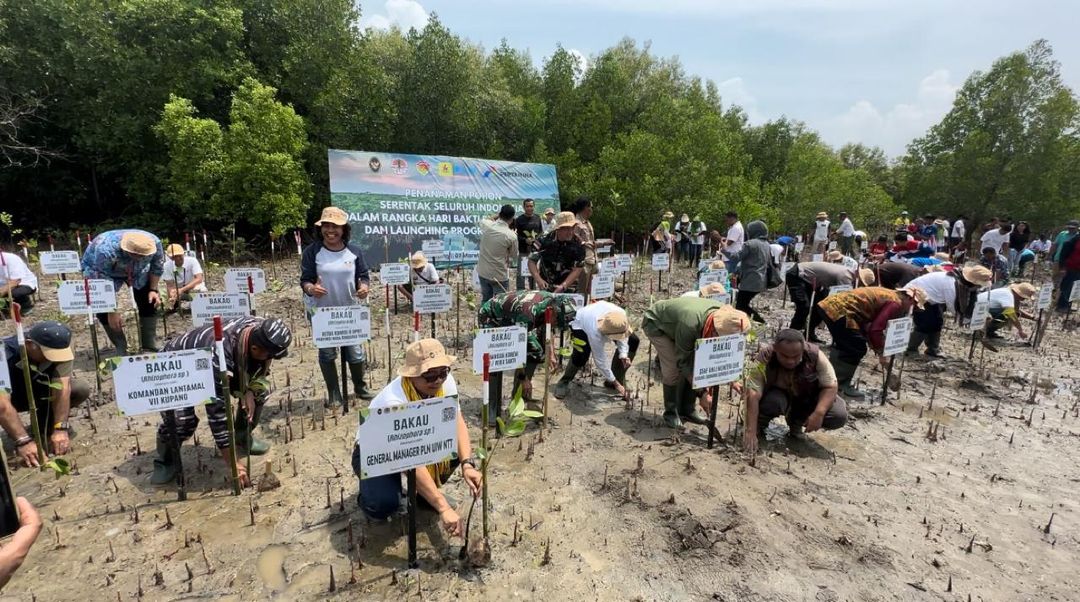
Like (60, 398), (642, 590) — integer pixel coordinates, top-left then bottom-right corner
(1, 1), (1077, 246)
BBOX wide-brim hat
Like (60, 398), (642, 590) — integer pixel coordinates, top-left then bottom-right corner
(709, 260), (725, 271)
(711, 305), (751, 335)
(662, 211), (674, 219)
(816, 212), (828, 219)
(700, 282), (727, 297)
(857, 268), (876, 287)
(165, 243), (185, 258)
(315, 206), (349, 226)
(1009, 282), (1036, 299)
(399, 339), (457, 377)
(410, 251), (427, 269)
(555, 211), (577, 229)
(598, 311), (631, 340)
(680, 214), (690, 223)
(827, 250), (843, 262)
(900, 286), (927, 309)
(26, 321), (74, 363)
(925, 264), (945, 273)
(961, 265), (993, 288)
(544, 207), (556, 216)
(120, 232), (156, 256)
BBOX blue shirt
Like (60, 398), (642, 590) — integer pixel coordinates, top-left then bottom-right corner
(80, 229), (165, 289)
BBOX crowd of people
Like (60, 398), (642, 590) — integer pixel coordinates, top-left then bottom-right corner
(0, 199), (1078, 582)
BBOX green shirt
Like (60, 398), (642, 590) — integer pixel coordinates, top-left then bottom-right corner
(1054, 230), (1072, 261)
(641, 297), (722, 376)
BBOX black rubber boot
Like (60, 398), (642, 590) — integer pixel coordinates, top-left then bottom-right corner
(150, 437), (177, 485)
(905, 331), (927, 356)
(319, 361), (343, 407)
(925, 331), (944, 357)
(833, 360), (866, 400)
(348, 362), (375, 400)
(662, 384), (681, 428)
(552, 362), (581, 399)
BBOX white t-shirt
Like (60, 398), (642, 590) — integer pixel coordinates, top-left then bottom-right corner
(838, 218), (855, 237)
(359, 373), (459, 442)
(569, 301), (630, 383)
(980, 229), (1011, 253)
(951, 220), (965, 239)
(904, 272), (956, 308)
(813, 220), (830, 242)
(0, 252), (37, 291)
(410, 263), (440, 286)
(977, 287), (1014, 312)
(691, 221), (707, 245)
(725, 222), (745, 254)
(769, 243), (784, 264)
(167, 255), (203, 288)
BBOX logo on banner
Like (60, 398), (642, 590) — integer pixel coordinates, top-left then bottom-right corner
(416, 160), (431, 175)
(483, 165), (497, 178)
(368, 156), (381, 172)
(437, 162), (454, 176)
(391, 158), (408, 175)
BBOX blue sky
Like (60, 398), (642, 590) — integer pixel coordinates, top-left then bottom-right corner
(360, 0), (1080, 157)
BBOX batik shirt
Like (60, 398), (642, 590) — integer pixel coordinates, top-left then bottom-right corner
(81, 229), (165, 289)
(477, 290), (577, 362)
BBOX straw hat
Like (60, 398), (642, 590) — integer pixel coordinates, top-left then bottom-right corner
(857, 268), (876, 287)
(165, 243), (185, 258)
(700, 282), (727, 297)
(1009, 282), (1037, 299)
(680, 214), (690, 223)
(544, 207), (555, 216)
(899, 286), (927, 309)
(933, 252), (950, 262)
(399, 338), (456, 378)
(315, 206), (348, 226)
(410, 251), (427, 269)
(709, 260), (725, 271)
(598, 311), (631, 340)
(662, 211), (674, 219)
(816, 212), (828, 220)
(960, 265), (992, 288)
(711, 305), (752, 335)
(827, 250), (843, 262)
(555, 211), (577, 229)
(120, 231), (156, 256)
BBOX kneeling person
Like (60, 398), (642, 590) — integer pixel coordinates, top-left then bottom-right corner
(164, 244), (206, 312)
(554, 301), (639, 400)
(351, 339), (482, 536)
(151, 317), (292, 487)
(743, 329), (846, 454)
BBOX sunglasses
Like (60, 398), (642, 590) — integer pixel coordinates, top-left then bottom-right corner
(420, 368), (450, 383)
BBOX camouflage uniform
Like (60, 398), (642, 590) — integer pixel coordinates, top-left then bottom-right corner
(477, 290), (577, 363)
(529, 231), (585, 292)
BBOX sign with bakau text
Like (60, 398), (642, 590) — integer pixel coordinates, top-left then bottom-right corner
(472, 326), (527, 374)
(191, 293), (250, 327)
(356, 396), (459, 479)
(882, 317), (913, 357)
(58, 279), (117, 315)
(312, 305), (372, 349)
(413, 284), (452, 314)
(39, 251), (81, 275)
(692, 334), (746, 388)
(110, 349), (216, 415)
(224, 268), (267, 294)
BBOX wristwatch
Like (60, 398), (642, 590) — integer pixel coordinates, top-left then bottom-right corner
(53, 421), (70, 431)
(461, 457), (479, 470)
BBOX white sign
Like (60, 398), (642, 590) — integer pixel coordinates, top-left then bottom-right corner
(39, 251), (81, 274)
(841, 256), (860, 271)
(312, 305), (371, 349)
(591, 272), (615, 299)
(356, 396), (459, 479)
(692, 334), (746, 388)
(224, 268), (267, 294)
(882, 317), (913, 357)
(519, 258), (530, 277)
(422, 239), (445, 260)
(380, 263), (411, 286)
(58, 279), (117, 315)
(597, 246), (611, 255)
(1037, 283), (1054, 310)
(110, 349), (216, 415)
(828, 285), (853, 296)
(1071, 284), (1080, 303)
(812, 253), (824, 262)
(795, 242), (805, 254)
(191, 292), (250, 327)
(556, 293), (585, 308)
(860, 240), (869, 250)
(780, 262), (795, 277)
(651, 253), (670, 271)
(828, 241), (837, 251)
(698, 268), (728, 289)
(0, 357), (10, 394)
(706, 291), (731, 305)
(598, 257), (619, 274)
(472, 326), (527, 374)
(413, 284), (452, 314)
(615, 254), (632, 272)
(969, 299), (990, 332)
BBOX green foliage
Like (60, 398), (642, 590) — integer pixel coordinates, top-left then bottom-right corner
(495, 384), (540, 437)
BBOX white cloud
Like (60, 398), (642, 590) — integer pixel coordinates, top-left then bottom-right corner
(824, 69), (960, 156)
(566, 48), (589, 81)
(362, 0), (429, 31)
(717, 77), (765, 123)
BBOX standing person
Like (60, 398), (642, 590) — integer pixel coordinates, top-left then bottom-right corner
(836, 212), (856, 256)
(688, 215), (707, 266)
(1055, 227), (1080, 313)
(350, 339), (481, 534)
(514, 199), (544, 290)
(528, 212), (585, 294)
(396, 251), (440, 303)
(80, 229), (165, 353)
(934, 217), (950, 252)
(724, 220), (772, 323)
(673, 214), (691, 263)
(722, 212), (746, 274)
(163, 243), (206, 312)
(476, 205), (518, 303)
(815, 286), (926, 399)
(150, 316), (292, 487)
(553, 300), (639, 400)
(742, 329), (847, 454)
(1008, 222), (1031, 275)
(541, 207), (557, 235)
(1049, 220), (1079, 272)
(810, 212), (830, 257)
(571, 197), (612, 295)
(300, 206), (374, 406)
(950, 216), (966, 251)
(477, 290), (577, 413)
(785, 262), (875, 342)
(903, 266), (992, 357)
(642, 299), (751, 428)
(0, 249), (37, 312)
(0, 322), (89, 466)
(893, 210), (911, 230)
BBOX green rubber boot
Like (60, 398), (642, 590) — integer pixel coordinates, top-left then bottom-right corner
(150, 437), (177, 485)
(235, 405), (270, 455)
(662, 384), (681, 429)
(677, 380), (709, 425)
(319, 361), (343, 407)
(552, 362), (581, 399)
(348, 362), (375, 401)
(102, 321), (129, 355)
(832, 359), (866, 400)
(139, 315), (159, 352)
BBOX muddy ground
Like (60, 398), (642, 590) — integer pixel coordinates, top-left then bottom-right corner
(3, 255), (1078, 602)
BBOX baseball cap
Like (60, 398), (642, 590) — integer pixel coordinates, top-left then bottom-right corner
(27, 321), (74, 363)
(250, 318), (292, 359)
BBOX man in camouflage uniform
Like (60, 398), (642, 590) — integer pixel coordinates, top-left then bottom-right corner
(528, 211), (586, 293)
(477, 290), (577, 422)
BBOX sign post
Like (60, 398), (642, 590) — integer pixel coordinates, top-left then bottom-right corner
(692, 333), (747, 448)
(652, 253), (669, 291)
(968, 298), (990, 361)
(881, 316), (913, 404)
(1032, 283), (1053, 349)
(312, 305), (372, 414)
(11, 304), (46, 466)
(213, 316), (242, 496)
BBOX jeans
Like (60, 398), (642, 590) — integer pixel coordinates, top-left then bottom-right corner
(689, 243), (703, 266)
(677, 239), (691, 262)
(317, 343), (365, 364)
(352, 445), (402, 519)
(1057, 269), (1080, 310)
(1008, 249), (1020, 273)
(479, 277), (509, 304)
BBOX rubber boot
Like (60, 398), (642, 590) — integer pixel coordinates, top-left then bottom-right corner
(487, 372), (503, 427)
(139, 315), (159, 352)
(235, 404), (270, 455)
(102, 320), (129, 355)
(833, 359), (866, 400)
(319, 361), (343, 407)
(552, 362), (581, 399)
(610, 354), (628, 386)
(677, 380), (708, 425)
(348, 362), (375, 400)
(905, 331), (927, 356)
(150, 437), (177, 485)
(661, 384), (681, 428)
(925, 331), (944, 358)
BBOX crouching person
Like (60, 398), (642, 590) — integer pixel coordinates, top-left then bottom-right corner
(351, 339), (482, 536)
(150, 316), (292, 487)
(553, 300), (638, 400)
(743, 329), (847, 454)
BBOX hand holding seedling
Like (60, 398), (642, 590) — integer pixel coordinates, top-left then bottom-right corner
(0, 498), (42, 589)
(462, 465), (482, 497)
(227, 457), (250, 488)
(50, 430), (71, 456)
(240, 391), (256, 423)
(440, 507), (464, 537)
